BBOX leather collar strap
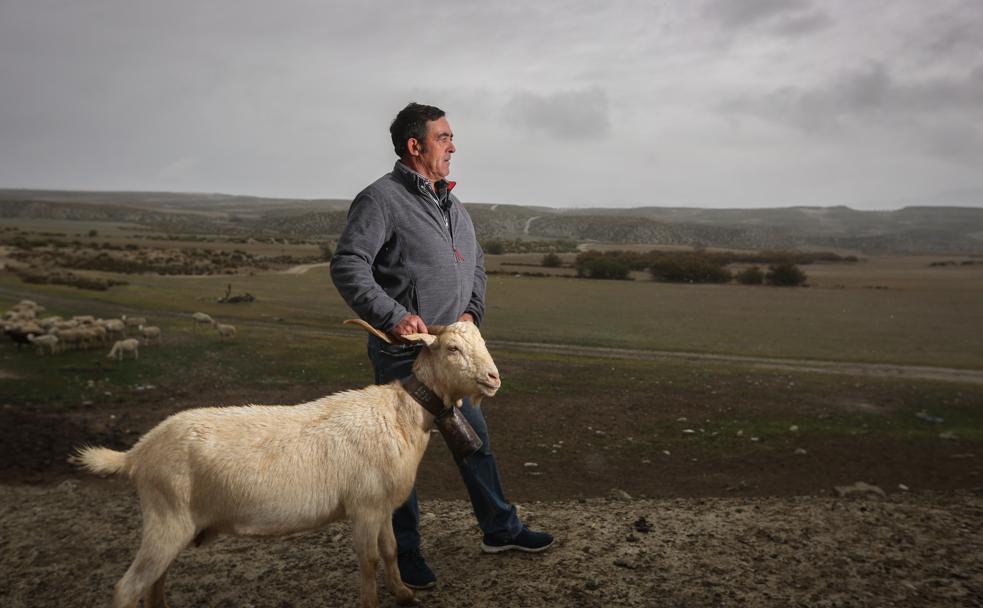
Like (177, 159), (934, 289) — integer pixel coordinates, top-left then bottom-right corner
(401, 375), (450, 418)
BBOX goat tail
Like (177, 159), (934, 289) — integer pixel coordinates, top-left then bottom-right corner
(70, 445), (128, 476)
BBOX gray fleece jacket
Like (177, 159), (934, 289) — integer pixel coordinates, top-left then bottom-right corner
(330, 161), (486, 332)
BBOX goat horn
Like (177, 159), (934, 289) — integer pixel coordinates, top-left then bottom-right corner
(343, 319), (392, 344)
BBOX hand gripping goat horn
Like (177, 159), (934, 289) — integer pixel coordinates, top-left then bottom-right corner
(343, 318), (393, 344)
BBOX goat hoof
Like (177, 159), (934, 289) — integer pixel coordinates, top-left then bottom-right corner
(395, 588), (418, 605)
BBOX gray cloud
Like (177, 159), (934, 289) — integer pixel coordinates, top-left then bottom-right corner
(0, 1), (980, 209)
(772, 8), (833, 36)
(720, 59), (983, 171)
(703, 0), (812, 27)
(723, 60), (983, 127)
(504, 88), (613, 141)
(702, 0), (830, 35)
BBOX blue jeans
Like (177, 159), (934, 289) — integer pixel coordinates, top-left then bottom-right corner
(367, 336), (522, 553)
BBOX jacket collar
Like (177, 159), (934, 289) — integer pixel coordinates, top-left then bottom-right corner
(394, 161), (456, 203)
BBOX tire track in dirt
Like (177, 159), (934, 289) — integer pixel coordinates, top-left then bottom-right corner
(487, 340), (983, 386)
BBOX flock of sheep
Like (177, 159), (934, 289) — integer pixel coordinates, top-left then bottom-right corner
(1, 299), (237, 360)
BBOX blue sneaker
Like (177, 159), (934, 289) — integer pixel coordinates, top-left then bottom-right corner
(480, 527), (555, 554)
(397, 550), (436, 590)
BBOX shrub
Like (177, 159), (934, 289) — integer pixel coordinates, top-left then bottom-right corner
(650, 255), (732, 283)
(575, 255), (631, 280)
(765, 263), (807, 286)
(541, 252), (562, 268)
(484, 240), (505, 255)
(735, 266), (765, 285)
(478, 239), (577, 254)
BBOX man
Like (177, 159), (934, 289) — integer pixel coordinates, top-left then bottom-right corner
(331, 102), (554, 589)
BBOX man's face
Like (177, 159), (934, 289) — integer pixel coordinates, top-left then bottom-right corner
(411, 117), (455, 182)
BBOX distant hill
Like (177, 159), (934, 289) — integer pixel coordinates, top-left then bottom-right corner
(1, 189), (981, 254)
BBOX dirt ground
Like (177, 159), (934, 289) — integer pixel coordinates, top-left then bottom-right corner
(2, 483), (981, 607)
(2, 379), (982, 607)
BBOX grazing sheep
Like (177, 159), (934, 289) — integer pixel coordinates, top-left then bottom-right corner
(3, 321), (43, 351)
(7, 300), (43, 318)
(106, 338), (140, 361)
(89, 324), (109, 346)
(27, 333), (59, 355)
(121, 315), (147, 332)
(100, 318), (126, 339)
(38, 315), (64, 331)
(138, 325), (161, 345)
(73, 320), (501, 608)
(215, 323), (236, 339)
(52, 319), (79, 332)
(50, 327), (83, 351)
(191, 312), (215, 331)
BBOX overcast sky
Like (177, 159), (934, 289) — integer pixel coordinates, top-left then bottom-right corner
(1, 0), (981, 209)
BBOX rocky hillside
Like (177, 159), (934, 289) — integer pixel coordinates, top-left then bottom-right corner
(2, 189), (982, 254)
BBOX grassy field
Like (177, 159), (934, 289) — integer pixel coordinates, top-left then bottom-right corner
(3, 247), (982, 498)
(2, 250), (982, 368)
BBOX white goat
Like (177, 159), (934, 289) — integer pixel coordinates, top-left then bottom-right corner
(191, 312), (215, 331)
(107, 338), (140, 361)
(138, 324), (161, 345)
(73, 320), (501, 608)
(215, 322), (236, 339)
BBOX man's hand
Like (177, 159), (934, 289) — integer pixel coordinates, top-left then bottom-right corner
(391, 314), (428, 339)
(458, 313), (475, 324)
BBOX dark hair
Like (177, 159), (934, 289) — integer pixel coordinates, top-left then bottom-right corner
(390, 102), (445, 157)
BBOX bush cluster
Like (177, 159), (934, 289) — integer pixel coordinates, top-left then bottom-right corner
(765, 263), (808, 286)
(9, 266), (128, 291)
(575, 255), (631, 280)
(572, 250), (811, 286)
(6, 242), (320, 276)
(649, 255), (732, 283)
(541, 253), (562, 268)
(481, 239), (579, 255)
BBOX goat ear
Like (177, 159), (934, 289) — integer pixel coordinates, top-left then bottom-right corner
(400, 333), (438, 348)
(427, 324), (447, 335)
(343, 319), (392, 344)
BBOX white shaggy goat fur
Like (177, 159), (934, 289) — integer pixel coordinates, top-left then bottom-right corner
(72, 321), (500, 608)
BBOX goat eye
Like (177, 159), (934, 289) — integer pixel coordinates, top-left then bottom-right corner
(447, 345), (459, 353)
